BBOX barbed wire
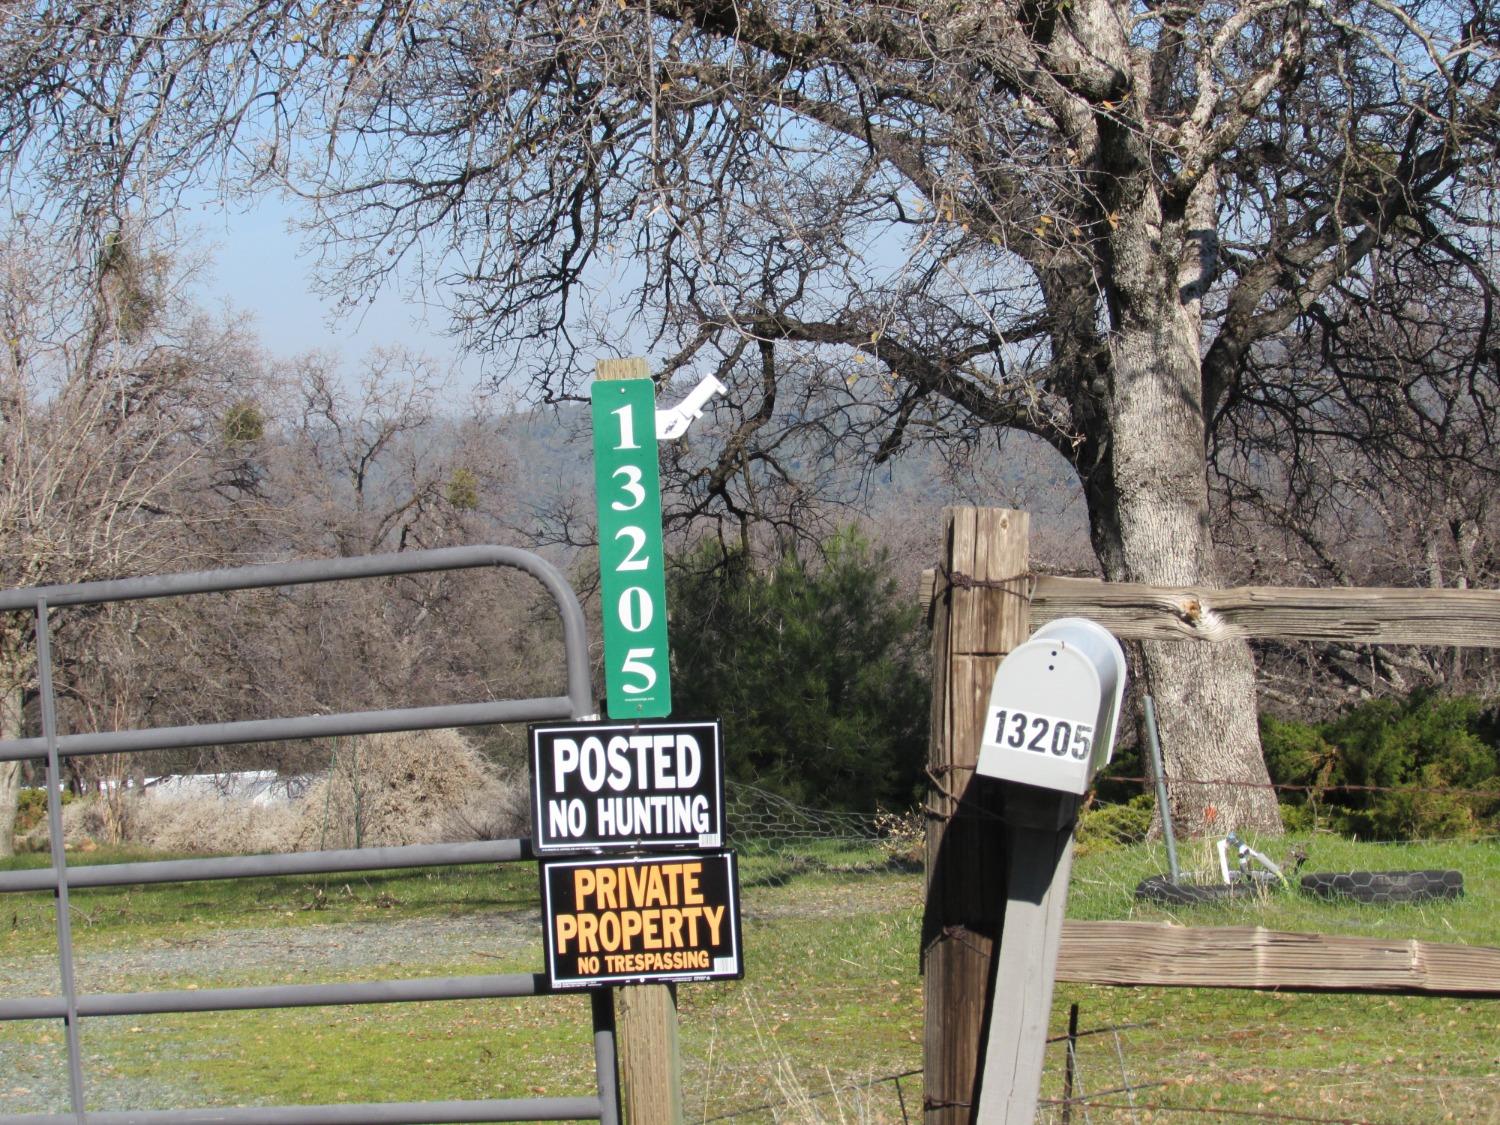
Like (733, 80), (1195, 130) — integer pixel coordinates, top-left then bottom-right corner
(934, 564), (1038, 599)
(1045, 1097), (1376, 1124)
(692, 1011), (1466, 1124)
(707, 787), (1494, 1123)
(698, 1068), (921, 1123)
(1106, 774), (1500, 799)
(931, 764), (1500, 801)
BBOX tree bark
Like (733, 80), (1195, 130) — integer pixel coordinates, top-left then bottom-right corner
(1079, 171), (1283, 835)
(0, 684), (23, 857)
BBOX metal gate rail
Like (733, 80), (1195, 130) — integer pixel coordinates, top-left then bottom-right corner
(0, 546), (619, 1125)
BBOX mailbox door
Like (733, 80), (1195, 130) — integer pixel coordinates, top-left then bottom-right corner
(977, 641), (1104, 794)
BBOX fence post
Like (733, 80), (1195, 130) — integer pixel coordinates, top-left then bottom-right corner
(923, 507), (1031, 1122)
(617, 984), (684, 1124)
(596, 356), (685, 1125)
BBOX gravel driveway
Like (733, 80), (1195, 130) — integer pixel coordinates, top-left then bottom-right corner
(0, 907), (546, 1115)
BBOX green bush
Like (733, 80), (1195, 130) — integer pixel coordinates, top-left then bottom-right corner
(1261, 691), (1500, 840)
(1076, 793), (1155, 851)
(668, 530), (928, 812)
(15, 786), (73, 835)
(1277, 800), (1320, 835)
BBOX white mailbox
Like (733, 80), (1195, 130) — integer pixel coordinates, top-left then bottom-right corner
(975, 617), (1127, 795)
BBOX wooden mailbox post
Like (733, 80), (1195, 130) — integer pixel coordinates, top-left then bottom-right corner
(923, 508), (1126, 1122)
(923, 508), (1030, 1122)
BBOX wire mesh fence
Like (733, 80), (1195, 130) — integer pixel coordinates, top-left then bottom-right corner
(725, 784), (884, 853)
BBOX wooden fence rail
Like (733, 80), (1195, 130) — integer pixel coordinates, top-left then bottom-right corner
(1057, 921), (1500, 997)
(1030, 576), (1500, 646)
(924, 570), (1500, 646)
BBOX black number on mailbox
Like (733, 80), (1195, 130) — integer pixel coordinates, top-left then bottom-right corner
(1050, 721), (1072, 756)
(1027, 717), (1049, 752)
(1007, 711), (1028, 748)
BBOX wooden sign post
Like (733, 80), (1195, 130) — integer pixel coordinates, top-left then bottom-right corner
(589, 357), (731, 1125)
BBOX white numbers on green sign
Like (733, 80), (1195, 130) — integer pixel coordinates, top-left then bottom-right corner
(621, 648), (657, 694)
(616, 528), (648, 570)
(619, 587), (654, 632)
(611, 405), (641, 450)
(611, 466), (645, 510)
(592, 378), (671, 716)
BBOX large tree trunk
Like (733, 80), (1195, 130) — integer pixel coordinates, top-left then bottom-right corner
(1088, 377), (1280, 833)
(1082, 182), (1283, 836)
(0, 684), (23, 857)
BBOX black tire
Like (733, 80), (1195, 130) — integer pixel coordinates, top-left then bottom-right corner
(1299, 869), (1464, 904)
(1135, 875), (1253, 904)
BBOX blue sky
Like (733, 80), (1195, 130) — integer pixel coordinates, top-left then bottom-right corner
(187, 193), (483, 388)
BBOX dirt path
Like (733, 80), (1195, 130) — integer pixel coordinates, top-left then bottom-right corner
(0, 908), (546, 1114)
(0, 870), (917, 1114)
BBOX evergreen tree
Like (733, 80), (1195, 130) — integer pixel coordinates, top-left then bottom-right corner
(668, 531), (927, 812)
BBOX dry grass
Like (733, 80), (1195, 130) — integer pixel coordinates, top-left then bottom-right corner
(138, 796), (302, 855)
(32, 729), (532, 854)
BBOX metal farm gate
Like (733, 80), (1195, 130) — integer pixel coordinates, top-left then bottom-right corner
(0, 546), (620, 1125)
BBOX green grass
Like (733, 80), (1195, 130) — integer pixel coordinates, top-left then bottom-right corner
(2, 837), (1497, 1121)
(1071, 830), (1499, 945)
(83, 998), (605, 1107)
(0, 851), (541, 958)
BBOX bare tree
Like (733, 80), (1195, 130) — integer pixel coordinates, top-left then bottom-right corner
(5, 0), (1500, 828)
(0, 218), (265, 850)
(269, 347), (504, 557)
(1214, 248), (1500, 709)
(137, 346), (535, 765)
(269, 349), (516, 705)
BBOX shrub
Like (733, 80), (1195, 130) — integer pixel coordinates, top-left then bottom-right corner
(668, 530), (929, 812)
(138, 796), (301, 855)
(1262, 691), (1500, 840)
(293, 728), (527, 850)
(1075, 793), (1155, 852)
(873, 807), (924, 869)
(1277, 800), (1320, 835)
(15, 786), (72, 835)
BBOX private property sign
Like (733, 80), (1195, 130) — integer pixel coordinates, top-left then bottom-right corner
(529, 719), (725, 853)
(541, 852), (743, 989)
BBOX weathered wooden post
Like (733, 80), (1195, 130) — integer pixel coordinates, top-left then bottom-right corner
(617, 984), (685, 1124)
(923, 507), (1030, 1122)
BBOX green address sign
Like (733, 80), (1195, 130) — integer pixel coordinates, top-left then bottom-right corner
(591, 376), (672, 718)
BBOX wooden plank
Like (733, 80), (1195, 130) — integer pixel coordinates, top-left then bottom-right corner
(616, 983), (685, 1125)
(1056, 921), (1500, 995)
(1030, 576), (1500, 646)
(924, 508), (1030, 1124)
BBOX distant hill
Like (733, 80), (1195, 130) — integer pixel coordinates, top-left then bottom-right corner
(491, 403), (1094, 574)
